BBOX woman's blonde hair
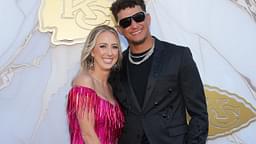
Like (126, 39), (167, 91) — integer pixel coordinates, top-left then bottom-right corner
(81, 25), (122, 71)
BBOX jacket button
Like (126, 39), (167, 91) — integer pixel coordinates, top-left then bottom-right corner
(168, 88), (173, 93)
(162, 113), (168, 118)
(154, 101), (159, 106)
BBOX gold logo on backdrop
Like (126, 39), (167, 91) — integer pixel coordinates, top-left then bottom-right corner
(205, 85), (256, 139)
(39, 0), (115, 45)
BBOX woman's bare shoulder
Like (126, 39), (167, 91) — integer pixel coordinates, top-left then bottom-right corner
(72, 71), (94, 89)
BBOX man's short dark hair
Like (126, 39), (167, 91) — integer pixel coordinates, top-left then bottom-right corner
(110, 0), (146, 22)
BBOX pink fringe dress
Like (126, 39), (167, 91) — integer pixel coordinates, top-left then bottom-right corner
(67, 86), (124, 144)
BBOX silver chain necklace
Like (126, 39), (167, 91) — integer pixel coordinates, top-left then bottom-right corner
(128, 39), (155, 65)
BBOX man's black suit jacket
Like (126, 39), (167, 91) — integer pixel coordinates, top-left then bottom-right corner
(110, 37), (208, 144)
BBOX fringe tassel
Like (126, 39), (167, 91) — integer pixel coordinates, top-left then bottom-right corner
(67, 86), (124, 144)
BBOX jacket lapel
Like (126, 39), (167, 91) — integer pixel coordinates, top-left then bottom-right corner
(121, 38), (164, 112)
(122, 51), (142, 111)
(142, 38), (163, 111)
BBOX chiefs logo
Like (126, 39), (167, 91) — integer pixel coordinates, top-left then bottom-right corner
(205, 85), (256, 138)
(39, 0), (115, 45)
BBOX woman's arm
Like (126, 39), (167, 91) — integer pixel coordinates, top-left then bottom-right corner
(77, 108), (100, 144)
(68, 74), (101, 144)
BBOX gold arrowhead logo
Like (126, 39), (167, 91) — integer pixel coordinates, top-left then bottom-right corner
(205, 85), (256, 138)
(39, 0), (115, 45)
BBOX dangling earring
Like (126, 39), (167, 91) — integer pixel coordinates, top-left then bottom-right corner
(87, 55), (94, 70)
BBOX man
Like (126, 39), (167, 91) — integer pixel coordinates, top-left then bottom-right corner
(109, 0), (208, 144)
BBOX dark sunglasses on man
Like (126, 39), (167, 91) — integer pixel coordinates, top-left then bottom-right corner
(118, 12), (146, 29)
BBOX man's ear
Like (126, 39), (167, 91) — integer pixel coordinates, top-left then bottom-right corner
(115, 25), (123, 35)
(146, 13), (151, 26)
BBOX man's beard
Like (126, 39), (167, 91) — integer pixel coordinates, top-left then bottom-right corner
(128, 36), (147, 46)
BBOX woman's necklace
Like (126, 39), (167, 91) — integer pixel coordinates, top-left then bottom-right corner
(128, 39), (155, 65)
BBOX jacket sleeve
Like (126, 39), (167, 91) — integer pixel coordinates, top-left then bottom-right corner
(179, 48), (209, 144)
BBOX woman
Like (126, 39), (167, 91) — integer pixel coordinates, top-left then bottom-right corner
(66, 25), (124, 144)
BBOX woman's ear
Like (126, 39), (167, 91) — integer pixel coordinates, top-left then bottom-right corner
(91, 51), (94, 57)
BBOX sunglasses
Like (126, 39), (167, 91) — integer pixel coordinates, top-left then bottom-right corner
(118, 12), (146, 29)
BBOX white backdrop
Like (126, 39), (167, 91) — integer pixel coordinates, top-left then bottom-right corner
(0, 0), (255, 143)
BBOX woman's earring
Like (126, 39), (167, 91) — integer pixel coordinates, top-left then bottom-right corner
(87, 55), (94, 70)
